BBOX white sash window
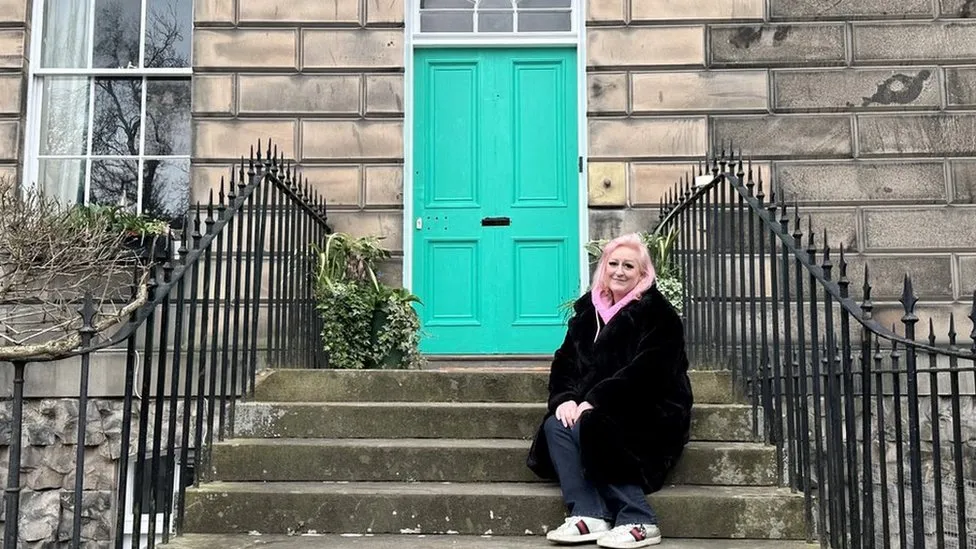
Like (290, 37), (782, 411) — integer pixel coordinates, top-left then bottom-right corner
(24, 0), (193, 221)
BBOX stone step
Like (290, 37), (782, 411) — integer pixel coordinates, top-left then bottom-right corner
(254, 368), (738, 405)
(209, 438), (776, 486)
(161, 534), (819, 549)
(234, 402), (759, 443)
(182, 482), (805, 539)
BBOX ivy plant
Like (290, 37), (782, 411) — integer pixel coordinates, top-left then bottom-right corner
(312, 233), (423, 369)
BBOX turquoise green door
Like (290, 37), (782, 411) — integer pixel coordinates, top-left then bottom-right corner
(412, 47), (580, 354)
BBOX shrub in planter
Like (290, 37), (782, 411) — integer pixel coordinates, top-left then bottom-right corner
(313, 233), (423, 369)
(69, 204), (172, 261)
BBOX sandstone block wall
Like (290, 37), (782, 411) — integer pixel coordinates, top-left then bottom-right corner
(0, 0), (28, 186)
(188, 0), (976, 313)
(192, 0), (406, 282)
(588, 0), (976, 315)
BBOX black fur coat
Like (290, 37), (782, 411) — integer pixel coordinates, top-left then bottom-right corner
(526, 285), (693, 493)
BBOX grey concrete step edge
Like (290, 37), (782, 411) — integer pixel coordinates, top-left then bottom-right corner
(233, 402), (763, 443)
(208, 438), (777, 486)
(160, 534), (820, 549)
(254, 368), (741, 405)
(182, 482), (806, 540)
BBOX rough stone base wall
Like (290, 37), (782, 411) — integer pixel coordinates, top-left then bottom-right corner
(0, 398), (202, 547)
(797, 394), (976, 548)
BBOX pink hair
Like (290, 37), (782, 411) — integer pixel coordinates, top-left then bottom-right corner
(590, 233), (657, 302)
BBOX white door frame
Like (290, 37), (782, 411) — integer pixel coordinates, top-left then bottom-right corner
(401, 0), (590, 296)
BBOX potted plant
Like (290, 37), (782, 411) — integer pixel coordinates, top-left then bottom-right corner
(69, 205), (172, 261)
(312, 233), (423, 369)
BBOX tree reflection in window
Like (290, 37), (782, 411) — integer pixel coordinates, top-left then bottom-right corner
(32, 0), (191, 222)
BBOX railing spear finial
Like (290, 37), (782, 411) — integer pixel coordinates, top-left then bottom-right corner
(899, 274), (919, 319)
(204, 189), (215, 231)
(195, 200), (206, 241)
(968, 289), (976, 353)
(821, 229), (832, 281)
(860, 262), (874, 320)
(792, 205), (803, 245)
(756, 168), (765, 201)
(239, 157), (247, 190)
(838, 243), (849, 291)
(948, 313), (957, 349)
(220, 176), (230, 204)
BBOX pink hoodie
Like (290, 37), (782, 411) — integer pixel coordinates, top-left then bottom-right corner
(591, 282), (648, 325)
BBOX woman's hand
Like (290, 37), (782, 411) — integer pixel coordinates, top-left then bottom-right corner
(554, 400), (579, 428)
(576, 401), (594, 417)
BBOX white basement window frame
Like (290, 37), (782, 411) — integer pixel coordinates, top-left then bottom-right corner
(412, 0), (579, 46)
(23, 0), (193, 220)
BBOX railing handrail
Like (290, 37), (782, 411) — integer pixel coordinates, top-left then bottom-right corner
(656, 156), (976, 360)
(655, 151), (976, 549)
(14, 142), (331, 364)
(3, 139), (335, 549)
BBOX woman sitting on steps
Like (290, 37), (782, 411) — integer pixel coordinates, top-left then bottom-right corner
(527, 232), (693, 548)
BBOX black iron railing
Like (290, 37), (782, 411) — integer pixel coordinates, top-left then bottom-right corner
(1, 140), (331, 548)
(657, 153), (976, 549)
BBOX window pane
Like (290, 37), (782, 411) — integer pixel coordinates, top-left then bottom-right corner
(143, 158), (189, 221)
(41, 0), (93, 68)
(145, 79), (190, 156)
(518, 11), (571, 31)
(421, 0), (472, 8)
(93, 0), (141, 69)
(90, 159), (139, 209)
(420, 11), (474, 32)
(146, 0), (193, 68)
(92, 78), (142, 156)
(38, 77), (90, 156)
(37, 158), (86, 205)
(480, 0), (512, 7)
(517, 0), (571, 8)
(479, 10), (513, 31)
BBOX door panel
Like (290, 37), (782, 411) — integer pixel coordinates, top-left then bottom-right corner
(426, 61), (481, 205)
(413, 47), (578, 354)
(425, 240), (483, 325)
(511, 61), (565, 203)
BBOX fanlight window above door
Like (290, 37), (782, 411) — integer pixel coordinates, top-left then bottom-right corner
(418, 0), (574, 34)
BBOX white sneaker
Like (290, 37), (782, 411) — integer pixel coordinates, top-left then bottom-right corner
(596, 524), (662, 548)
(546, 516), (612, 544)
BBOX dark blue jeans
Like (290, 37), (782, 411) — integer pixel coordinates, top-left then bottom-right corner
(543, 414), (658, 526)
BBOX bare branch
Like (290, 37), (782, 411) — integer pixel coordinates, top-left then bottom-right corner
(0, 176), (152, 360)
